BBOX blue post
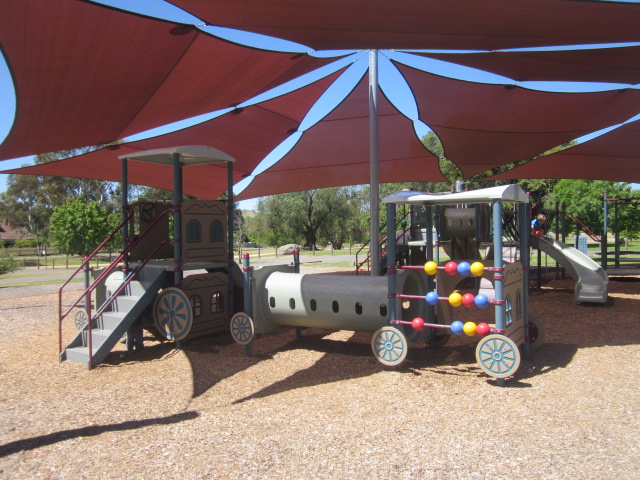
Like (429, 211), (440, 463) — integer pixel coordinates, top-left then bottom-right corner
(602, 191), (608, 269)
(493, 200), (505, 386)
(242, 253), (252, 356)
(519, 201), (531, 360)
(386, 203), (396, 323)
(293, 249), (300, 274)
(425, 205), (435, 322)
(173, 152), (182, 287)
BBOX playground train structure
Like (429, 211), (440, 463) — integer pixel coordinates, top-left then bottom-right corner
(58, 146), (608, 383)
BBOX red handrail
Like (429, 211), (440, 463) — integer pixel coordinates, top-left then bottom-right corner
(59, 207), (174, 364)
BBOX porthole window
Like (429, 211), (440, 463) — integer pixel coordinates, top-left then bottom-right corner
(186, 219), (202, 243)
(190, 295), (202, 317)
(310, 299), (317, 311)
(332, 301), (339, 313)
(210, 291), (224, 313)
(289, 298), (296, 310)
(379, 304), (388, 316)
(270, 297), (276, 308)
(210, 220), (224, 243)
(355, 302), (363, 315)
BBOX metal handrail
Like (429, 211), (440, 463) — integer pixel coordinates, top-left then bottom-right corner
(355, 210), (410, 273)
(58, 207), (174, 364)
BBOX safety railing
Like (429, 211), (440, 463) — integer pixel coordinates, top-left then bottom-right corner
(355, 210), (410, 274)
(58, 207), (174, 367)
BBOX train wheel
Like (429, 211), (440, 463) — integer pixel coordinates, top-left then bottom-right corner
(371, 327), (408, 367)
(230, 312), (255, 345)
(475, 334), (520, 379)
(75, 310), (88, 330)
(528, 315), (546, 350)
(153, 288), (193, 341)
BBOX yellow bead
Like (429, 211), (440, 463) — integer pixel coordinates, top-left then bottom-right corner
(448, 292), (462, 307)
(424, 261), (438, 276)
(470, 261), (485, 277)
(463, 322), (477, 336)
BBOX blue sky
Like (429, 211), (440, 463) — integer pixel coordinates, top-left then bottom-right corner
(1, 0), (639, 208)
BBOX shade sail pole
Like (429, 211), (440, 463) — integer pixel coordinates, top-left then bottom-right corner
(369, 49), (380, 276)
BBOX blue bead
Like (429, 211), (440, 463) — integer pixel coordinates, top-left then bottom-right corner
(425, 291), (439, 306)
(450, 320), (464, 335)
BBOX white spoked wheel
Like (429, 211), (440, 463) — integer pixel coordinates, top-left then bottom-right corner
(476, 334), (521, 379)
(75, 310), (88, 330)
(230, 312), (255, 345)
(528, 315), (546, 350)
(371, 326), (408, 367)
(153, 288), (193, 341)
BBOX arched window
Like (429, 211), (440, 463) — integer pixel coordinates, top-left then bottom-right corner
(186, 219), (202, 243)
(211, 292), (224, 313)
(210, 220), (224, 243)
(190, 295), (202, 317)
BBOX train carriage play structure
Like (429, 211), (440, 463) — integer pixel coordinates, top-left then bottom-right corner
(58, 146), (609, 383)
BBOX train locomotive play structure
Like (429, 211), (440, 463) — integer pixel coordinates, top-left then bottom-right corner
(59, 145), (604, 382)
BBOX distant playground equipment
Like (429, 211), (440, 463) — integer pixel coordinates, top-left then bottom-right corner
(57, 147), (604, 382)
(601, 192), (640, 271)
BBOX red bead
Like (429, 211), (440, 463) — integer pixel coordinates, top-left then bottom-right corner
(411, 317), (425, 331)
(476, 323), (491, 336)
(462, 293), (475, 308)
(444, 261), (458, 276)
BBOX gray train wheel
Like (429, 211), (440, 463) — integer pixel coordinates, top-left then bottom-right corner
(371, 326), (408, 367)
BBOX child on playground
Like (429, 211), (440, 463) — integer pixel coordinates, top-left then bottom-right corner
(531, 213), (546, 237)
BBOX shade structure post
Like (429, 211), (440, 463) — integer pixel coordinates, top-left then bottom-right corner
(227, 161), (235, 315)
(121, 158), (129, 266)
(369, 49), (380, 276)
(386, 203), (396, 321)
(173, 152), (183, 287)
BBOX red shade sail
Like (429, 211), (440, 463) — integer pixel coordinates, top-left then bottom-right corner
(0, 69), (344, 199)
(0, 0), (331, 161)
(484, 120), (640, 183)
(410, 46), (640, 85)
(394, 61), (640, 177)
(172, 0), (640, 51)
(236, 76), (446, 199)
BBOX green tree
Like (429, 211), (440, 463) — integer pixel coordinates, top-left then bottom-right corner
(548, 180), (634, 238)
(50, 197), (120, 256)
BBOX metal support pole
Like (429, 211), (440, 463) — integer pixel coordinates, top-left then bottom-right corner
(519, 202), (531, 360)
(425, 205), (436, 322)
(492, 200), (505, 387)
(173, 153), (183, 287)
(121, 159), (129, 262)
(602, 191), (608, 269)
(242, 253), (252, 356)
(369, 49), (380, 276)
(227, 161), (235, 317)
(386, 203), (396, 322)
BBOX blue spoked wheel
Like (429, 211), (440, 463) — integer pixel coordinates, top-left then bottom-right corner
(153, 288), (193, 341)
(371, 327), (408, 367)
(475, 334), (521, 379)
(230, 312), (255, 345)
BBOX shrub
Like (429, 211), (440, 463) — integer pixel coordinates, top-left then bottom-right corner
(0, 250), (20, 274)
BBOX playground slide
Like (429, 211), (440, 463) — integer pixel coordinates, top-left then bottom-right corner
(531, 236), (608, 303)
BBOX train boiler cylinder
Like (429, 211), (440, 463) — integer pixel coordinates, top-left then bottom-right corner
(260, 269), (426, 332)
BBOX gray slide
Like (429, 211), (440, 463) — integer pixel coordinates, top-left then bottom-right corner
(531, 236), (608, 303)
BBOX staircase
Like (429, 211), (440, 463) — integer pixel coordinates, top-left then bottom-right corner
(61, 265), (167, 367)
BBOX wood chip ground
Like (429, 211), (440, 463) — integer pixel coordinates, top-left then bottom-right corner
(0, 269), (638, 479)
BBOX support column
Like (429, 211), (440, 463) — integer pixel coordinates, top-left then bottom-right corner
(173, 153), (183, 287)
(121, 159), (129, 265)
(386, 203), (396, 322)
(369, 49), (380, 276)
(227, 161), (235, 315)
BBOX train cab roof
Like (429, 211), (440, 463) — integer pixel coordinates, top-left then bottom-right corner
(383, 184), (528, 206)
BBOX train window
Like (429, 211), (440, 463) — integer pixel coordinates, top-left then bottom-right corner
(332, 301), (339, 313)
(310, 299), (317, 311)
(289, 298), (296, 310)
(210, 292), (224, 313)
(355, 302), (363, 315)
(190, 295), (202, 317)
(186, 219), (202, 243)
(379, 304), (388, 316)
(270, 297), (276, 308)
(210, 220), (224, 243)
